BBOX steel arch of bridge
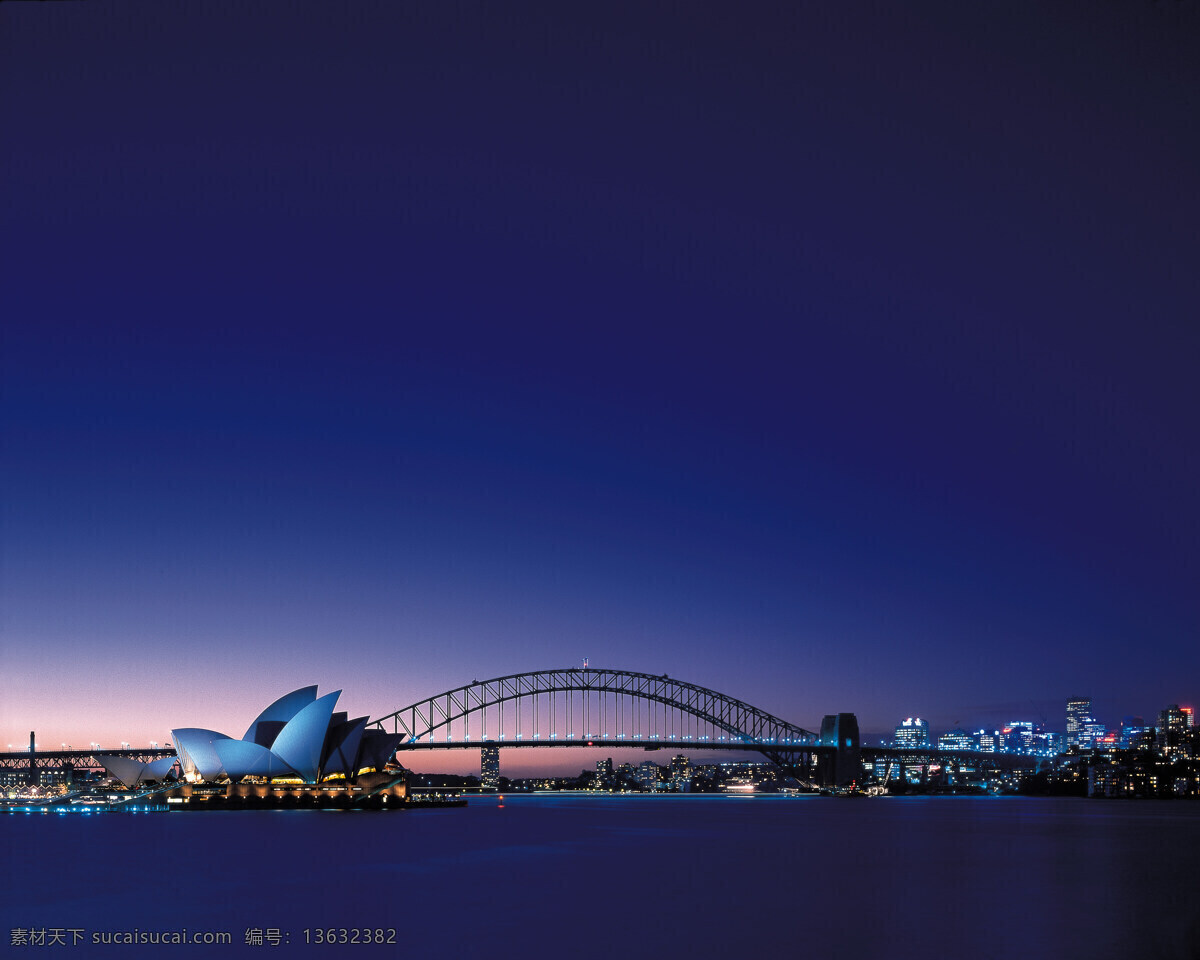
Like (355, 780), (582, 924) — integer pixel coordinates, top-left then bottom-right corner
(374, 668), (821, 767)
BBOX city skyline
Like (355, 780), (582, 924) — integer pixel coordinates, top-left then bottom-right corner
(3, 3), (1198, 774)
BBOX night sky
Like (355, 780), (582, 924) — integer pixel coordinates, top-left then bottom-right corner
(3, 2), (1197, 774)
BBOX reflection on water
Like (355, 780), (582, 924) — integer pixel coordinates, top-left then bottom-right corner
(4, 796), (1198, 958)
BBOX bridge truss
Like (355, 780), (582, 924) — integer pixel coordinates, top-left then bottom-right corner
(0, 748), (176, 780)
(373, 667), (822, 769)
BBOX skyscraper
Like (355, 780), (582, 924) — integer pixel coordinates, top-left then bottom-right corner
(1066, 698), (1092, 749)
(1158, 705), (1190, 758)
(669, 754), (691, 791)
(480, 745), (500, 790)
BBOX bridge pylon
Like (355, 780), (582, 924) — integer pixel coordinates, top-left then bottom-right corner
(818, 713), (861, 788)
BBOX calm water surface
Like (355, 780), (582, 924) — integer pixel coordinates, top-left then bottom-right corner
(5, 795), (1198, 958)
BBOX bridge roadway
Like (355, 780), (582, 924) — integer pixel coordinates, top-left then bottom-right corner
(394, 736), (811, 751)
(393, 739), (1040, 764)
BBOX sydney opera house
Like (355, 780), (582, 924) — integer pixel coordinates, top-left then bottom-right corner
(102, 686), (407, 809)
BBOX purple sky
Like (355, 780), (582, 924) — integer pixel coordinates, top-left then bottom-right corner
(2, 2), (1197, 774)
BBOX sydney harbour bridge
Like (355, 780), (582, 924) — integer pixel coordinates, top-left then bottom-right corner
(3, 666), (1036, 788)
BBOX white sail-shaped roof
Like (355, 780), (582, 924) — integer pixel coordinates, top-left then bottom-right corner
(321, 716), (368, 778)
(358, 730), (404, 772)
(170, 685), (395, 786)
(144, 756), (179, 781)
(270, 690), (340, 782)
(100, 755), (153, 789)
(242, 685), (318, 744)
(172, 728), (232, 781)
(213, 738), (297, 781)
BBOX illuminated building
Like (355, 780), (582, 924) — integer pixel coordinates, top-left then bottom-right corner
(1002, 721), (1037, 754)
(1081, 720), (1106, 750)
(1158, 705), (1191, 758)
(480, 746), (500, 790)
(1037, 731), (1066, 756)
(168, 686), (403, 785)
(973, 729), (1000, 753)
(893, 718), (929, 748)
(1066, 698), (1092, 749)
(1119, 717), (1147, 749)
(1088, 759), (1198, 798)
(669, 754), (691, 791)
(106, 687), (412, 809)
(39, 769), (69, 789)
(938, 729), (971, 751)
(636, 760), (662, 790)
(0, 770), (25, 791)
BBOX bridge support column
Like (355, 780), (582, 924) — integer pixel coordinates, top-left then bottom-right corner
(819, 714), (861, 788)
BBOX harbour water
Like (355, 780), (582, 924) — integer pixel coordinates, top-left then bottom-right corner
(4, 795), (1198, 958)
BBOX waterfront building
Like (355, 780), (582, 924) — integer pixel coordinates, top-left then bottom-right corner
(168, 686), (403, 786)
(669, 754), (691, 791)
(595, 757), (615, 789)
(480, 746), (500, 790)
(636, 760), (662, 790)
(1088, 757), (1199, 798)
(894, 718), (929, 748)
(0, 770), (25, 793)
(1066, 698), (1092, 749)
(39, 769), (70, 789)
(106, 686), (414, 809)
